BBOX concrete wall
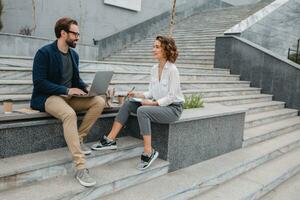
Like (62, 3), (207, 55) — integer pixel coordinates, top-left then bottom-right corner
(214, 36), (300, 111)
(240, 0), (300, 57)
(1, 0), (200, 45)
(0, 33), (99, 60)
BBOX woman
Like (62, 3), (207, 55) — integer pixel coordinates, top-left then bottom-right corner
(92, 35), (185, 170)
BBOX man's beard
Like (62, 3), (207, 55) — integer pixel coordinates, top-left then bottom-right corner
(66, 38), (77, 48)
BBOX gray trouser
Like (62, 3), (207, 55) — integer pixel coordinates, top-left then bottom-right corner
(115, 100), (183, 135)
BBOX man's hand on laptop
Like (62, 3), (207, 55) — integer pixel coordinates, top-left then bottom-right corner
(68, 88), (87, 96)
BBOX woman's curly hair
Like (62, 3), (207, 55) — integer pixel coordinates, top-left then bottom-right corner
(156, 35), (178, 63)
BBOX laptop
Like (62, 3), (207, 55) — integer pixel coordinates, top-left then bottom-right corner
(72, 71), (113, 97)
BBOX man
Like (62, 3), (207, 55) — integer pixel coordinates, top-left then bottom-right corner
(31, 17), (105, 187)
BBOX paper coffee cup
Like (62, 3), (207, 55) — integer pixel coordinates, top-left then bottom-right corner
(118, 95), (126, 105)
(3, 100), (13, 114)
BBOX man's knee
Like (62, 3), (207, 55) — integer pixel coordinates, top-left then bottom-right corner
(92, 96), (105, 108)
(61, 109), (77, 121)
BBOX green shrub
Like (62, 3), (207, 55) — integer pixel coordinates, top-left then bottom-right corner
(0, 0), (3, 31)
(183, 94), (204, 109)
(289, 53), (300, 65)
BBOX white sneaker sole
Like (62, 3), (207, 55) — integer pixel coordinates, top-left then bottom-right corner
(82, 150), (92, 155)
(76, 176), (96, 187)
(91, 145), (117, 151)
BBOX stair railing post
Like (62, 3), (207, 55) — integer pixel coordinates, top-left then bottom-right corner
(296, 39), (300, 63)
(168, 0), (176, 37)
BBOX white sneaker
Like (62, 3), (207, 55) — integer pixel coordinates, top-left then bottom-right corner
(75, 168), (96, 187)
(80, 141), (92, 155)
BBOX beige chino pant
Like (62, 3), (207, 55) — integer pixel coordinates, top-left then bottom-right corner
(45, 95), (105, 170)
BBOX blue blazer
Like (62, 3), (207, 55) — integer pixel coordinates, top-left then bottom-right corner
(30, 40), (87, 112)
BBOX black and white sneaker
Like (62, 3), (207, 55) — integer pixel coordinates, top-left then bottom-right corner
(137, 149), (159, 170)
(91, 136), (117, 151)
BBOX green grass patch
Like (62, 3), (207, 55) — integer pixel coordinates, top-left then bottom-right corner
(183, 94), (204, 109)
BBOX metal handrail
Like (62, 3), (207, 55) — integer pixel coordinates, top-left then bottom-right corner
(288, 39), (300, 63)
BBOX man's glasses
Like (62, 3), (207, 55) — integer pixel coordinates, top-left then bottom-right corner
(66, 30), (80, 37)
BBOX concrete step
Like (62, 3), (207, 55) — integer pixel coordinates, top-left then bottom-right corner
(105, 59), (214, 66)
(0, 67), (237, 82)
(194, 146), (300, 200)
(124, 46), (216, 51)
(120, 48), (215, 54)
(159, 29), (224, 34)
(0, 136), (143, 192)
(129, 43), (216, 49)
(0, 56), (229, 74)
(140, 38), (217, 43)
(182, 19), (243, 24)
(230, 101), (285, 114)
(0, 80), (250, 94)
(261, 168), (300, 200)
(142, 36), (218, 42)
(107, 54), (214, 61)
(243, 116), (300, 147)
(0, 87), (260, 105)
(204, 94), (272, 106)
(165, 27), (228, 31)
(175, 24), (239, 29)
(183, 87), (261, 98)
(104, 56), (214, 63)
(99, 129), (300, 200)
(0, 94), (31, 103)
(159, 29), (225, 34)
(158, 30), (224, 34)
(106, 60), (214, 66)
(136, 38), (216, 43)
(0, 156), (169, 200)
(117, 51), (215, 57)
(245, 109), (299, 129)
(125, 80), (246, 91)
(175, 22), (239, 27)
(132, 41), (216, 47)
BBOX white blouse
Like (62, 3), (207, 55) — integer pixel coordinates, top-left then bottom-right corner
(143, 61), (185, 106)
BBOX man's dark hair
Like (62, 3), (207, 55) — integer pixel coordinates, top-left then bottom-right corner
(54, 17), (78, 38)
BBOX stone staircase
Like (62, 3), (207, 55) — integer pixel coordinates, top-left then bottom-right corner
(104, 3), (272, 67)
(0, 137), (169, 200)
(1, 1), (300, 199)
(0, 56), (247, 107)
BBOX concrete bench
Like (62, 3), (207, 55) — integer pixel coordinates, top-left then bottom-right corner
(0, 106), (120, 158)
(0, 102), (246, 172)
(124, 103), (246, 171)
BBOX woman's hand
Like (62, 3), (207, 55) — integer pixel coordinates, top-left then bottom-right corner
(127, 91), (135, 98)
(141, 99), (158, 106)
